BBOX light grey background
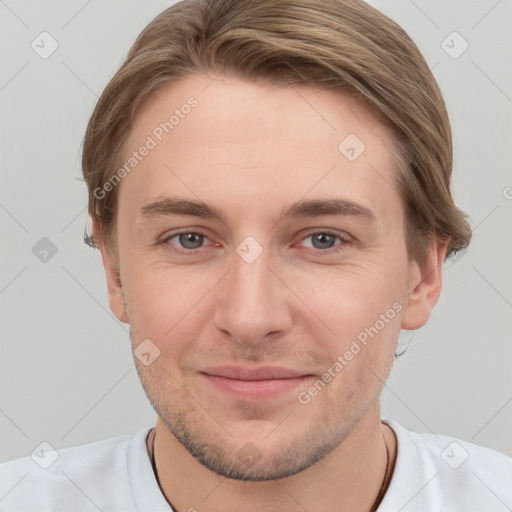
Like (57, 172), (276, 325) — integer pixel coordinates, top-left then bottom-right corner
(1, 0), (511, 464)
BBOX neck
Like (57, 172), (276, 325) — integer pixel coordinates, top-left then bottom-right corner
(149, 406), (397, 512)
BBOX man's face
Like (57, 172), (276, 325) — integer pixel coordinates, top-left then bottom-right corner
(106, 73), (418, 480)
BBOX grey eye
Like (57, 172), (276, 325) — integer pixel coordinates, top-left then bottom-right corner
(178, 232), (204, 249)
(309, 233), (337, 249)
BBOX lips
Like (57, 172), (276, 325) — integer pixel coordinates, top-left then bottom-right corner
(199, 366), (313, 401)
(201, 366), (308, 380)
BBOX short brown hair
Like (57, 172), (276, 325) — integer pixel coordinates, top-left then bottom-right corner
(82, 0), (472, 266)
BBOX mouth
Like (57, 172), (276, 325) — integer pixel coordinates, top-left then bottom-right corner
(199, 366), (314, 401)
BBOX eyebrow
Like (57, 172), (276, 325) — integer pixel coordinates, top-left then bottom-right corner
(137, 197), (376, 223)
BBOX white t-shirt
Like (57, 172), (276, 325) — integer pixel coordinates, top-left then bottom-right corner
(1, 419), (511, 511)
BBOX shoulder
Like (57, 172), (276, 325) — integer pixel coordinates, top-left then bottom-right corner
(380, 419), (512, 512)
(0, 428), (152, 511)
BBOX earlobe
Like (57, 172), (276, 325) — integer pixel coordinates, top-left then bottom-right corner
(92, 220), (129, 324)
(401, 237), (449, 330)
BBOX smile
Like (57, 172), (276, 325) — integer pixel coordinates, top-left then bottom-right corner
(199, 366), (313, 401)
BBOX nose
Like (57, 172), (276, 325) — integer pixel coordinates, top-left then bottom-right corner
(213, 247), (293, 346)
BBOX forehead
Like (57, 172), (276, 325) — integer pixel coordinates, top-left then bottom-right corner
(119, 73), (402, 227)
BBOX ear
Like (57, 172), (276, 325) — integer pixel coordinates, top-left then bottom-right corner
(92, 219), (129, 324)
(401, 237), (449, 330)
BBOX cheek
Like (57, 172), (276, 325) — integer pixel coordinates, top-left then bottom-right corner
(293, 263), (404, 344)
(122, 262), (219, 353)
(304, 273), (402, 404)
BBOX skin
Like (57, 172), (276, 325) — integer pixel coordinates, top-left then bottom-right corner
(94, 73), (447, 511)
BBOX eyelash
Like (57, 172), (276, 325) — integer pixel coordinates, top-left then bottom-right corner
(159, 230), (352, 255)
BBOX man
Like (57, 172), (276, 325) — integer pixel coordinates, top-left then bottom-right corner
(1, 0), (510, 510)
